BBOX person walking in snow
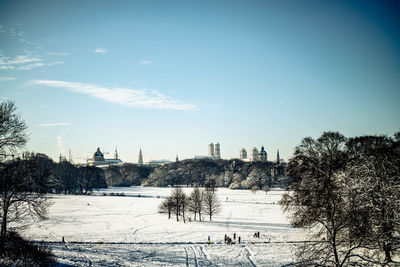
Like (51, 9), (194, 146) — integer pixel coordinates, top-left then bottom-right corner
(208, 236), (211, 245)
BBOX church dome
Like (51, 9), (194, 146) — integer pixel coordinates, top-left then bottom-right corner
(93, 147), (104, 161)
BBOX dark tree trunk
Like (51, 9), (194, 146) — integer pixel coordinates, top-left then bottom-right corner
(1, 205), (8, 237)
(384, 244), (392, 262)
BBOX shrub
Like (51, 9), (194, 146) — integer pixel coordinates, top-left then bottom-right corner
(0, 231), (56, 266)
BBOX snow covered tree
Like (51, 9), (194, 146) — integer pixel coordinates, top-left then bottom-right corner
(229, 172), (244, 189)
(280, 132), (360, 266)
(241, 168), (270, 190)
(346, 135), (400, 263)
(203, 189), (221, 221)
(281, 131), (400, 265)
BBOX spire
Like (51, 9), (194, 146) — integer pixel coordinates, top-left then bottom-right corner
(114, 146), (118, 160)
(138, 148), (143, 165)
(277, 149), (280, 164)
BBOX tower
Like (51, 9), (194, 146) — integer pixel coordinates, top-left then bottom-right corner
(138, 148), (143, 165)
(251, 147), (259, 161)
(208, 143), (214, 158)
(277, 150), (280, 164)
(176, 154), (179, 162)
(215, 143), (221, 159)
(259, 146), (267, 161)
(239, 148), (247, 159)
(114, 146), (118, 160)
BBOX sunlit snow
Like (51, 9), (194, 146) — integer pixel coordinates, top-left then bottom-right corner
(22, 187), (305, 266)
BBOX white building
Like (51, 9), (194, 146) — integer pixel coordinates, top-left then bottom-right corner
(208, 143), (214, 157)
(239, 148), (247, 159)
(251, 147), (259, 161)
(86, 147), (123, 167)
(214, 143), (221, 159)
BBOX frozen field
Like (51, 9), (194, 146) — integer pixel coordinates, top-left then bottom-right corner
(22, 187), (305, 266)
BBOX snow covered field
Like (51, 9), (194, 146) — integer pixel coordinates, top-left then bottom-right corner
(23, 187), (305, 266)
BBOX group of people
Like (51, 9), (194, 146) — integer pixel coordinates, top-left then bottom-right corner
(224, 233), (241, 245)
(253, 231), (260, 238)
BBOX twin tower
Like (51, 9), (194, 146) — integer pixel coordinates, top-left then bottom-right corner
(208, 143), (221, 159)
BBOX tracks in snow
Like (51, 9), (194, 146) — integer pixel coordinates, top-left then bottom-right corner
(183, 245), (213, 266)
(245, 247), (257, 267)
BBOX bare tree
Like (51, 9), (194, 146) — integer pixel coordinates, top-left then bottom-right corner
(0, 101), (28, 160)
(203, 189), (221, 221)
(0, 158), (49, 237)
(189, 186), (204, 221)
(158, 196), (174, 219)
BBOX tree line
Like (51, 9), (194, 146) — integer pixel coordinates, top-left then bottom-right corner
(159, 186), (221, 222)
(280, 131), (400, 266)
(142, 158), (287, 190)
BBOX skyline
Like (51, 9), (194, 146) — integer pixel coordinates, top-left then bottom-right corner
(0, 0), (399, 163)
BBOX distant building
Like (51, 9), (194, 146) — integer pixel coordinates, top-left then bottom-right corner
(208, 143), (214, 158)
(138, 148), (143, 165)
(239, 148), (247, 159)
(114, 146), (118, 160)
(259, 146), (267, 161)
(215, 143), (221, 159)
(251, 147), (259, 161)
(86, 147), (123, 166)
(59, 154), (67, 163)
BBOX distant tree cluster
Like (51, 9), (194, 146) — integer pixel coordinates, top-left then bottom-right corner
(103, 164), (154, 187)
(280, 131), (400, 266)
(142, 158), (285, 189)
(23, 153), (108, 195)
(159, 186), (221, 222)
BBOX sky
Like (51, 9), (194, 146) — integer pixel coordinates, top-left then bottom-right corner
(0, 0), (399, 163)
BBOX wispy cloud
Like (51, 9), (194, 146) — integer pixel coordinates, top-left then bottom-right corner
(0, 54), (64, 70)
(47, 52), (69, 56)
(0, 77), (16, 81)
(47, 61), (64, 66)
(0, 54), (43, 70)
(17, 62), (45, 70)
(38, 123), (71, 127)
(94, 47), (108, 54)
(0, 55), (43, 70)
(139, 60), (154, 65)
(32, 80), (196, 111)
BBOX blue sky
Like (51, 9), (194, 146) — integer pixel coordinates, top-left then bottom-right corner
(0, 0), (399, 163)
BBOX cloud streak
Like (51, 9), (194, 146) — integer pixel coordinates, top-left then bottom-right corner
(139, 60), (154, 65)
(0, 54), (43, 70)
(0, 77), (16, 81)
(94, 47), (108, 54)
(32, 80), (196, 111)
(38, 123), (71, 127)
(47, 52), (69, 56)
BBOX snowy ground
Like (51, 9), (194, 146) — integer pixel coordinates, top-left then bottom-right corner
(22, 187), (305, 266)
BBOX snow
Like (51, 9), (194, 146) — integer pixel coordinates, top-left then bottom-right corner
(22, 187), (305, 266)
